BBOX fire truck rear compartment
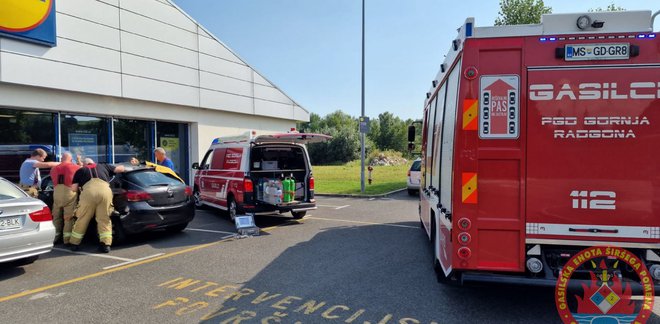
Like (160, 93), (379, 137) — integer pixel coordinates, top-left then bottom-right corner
(250, 145), (310, 205)
(525, 66), (660, 240)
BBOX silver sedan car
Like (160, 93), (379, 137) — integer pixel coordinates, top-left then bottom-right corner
(0, 177), (55, 265)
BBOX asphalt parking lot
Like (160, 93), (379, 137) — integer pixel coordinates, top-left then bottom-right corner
(0, 192), (658, 323)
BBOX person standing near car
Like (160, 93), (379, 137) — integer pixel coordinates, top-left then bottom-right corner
(69, 158), (125, 253)
(49, 152), (83, 245)
(19, 148), (60, 198)
(154, 147), (175, 171)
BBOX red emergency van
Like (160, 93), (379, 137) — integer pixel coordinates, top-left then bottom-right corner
(192, 131), (330, 220)
(410, 10), (660, 288)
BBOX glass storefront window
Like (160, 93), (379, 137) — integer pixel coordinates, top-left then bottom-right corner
(157, 121), (188, 181)
(0, 109), (189, 183)
(113, 119), (153, 163)
(61, 115), (109, 163)
(0, 108), (56, 181)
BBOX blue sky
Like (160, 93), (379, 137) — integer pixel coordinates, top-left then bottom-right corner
(172, 0), (657, 121)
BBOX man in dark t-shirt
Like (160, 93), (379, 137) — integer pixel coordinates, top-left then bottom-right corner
(69, 159), (125, 253)
(72, 161), (118, 186)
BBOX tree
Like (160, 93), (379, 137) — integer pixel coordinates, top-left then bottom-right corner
(301, 110), (361, 165)
(306, 126), (360, 165)
(494, 0), (552, 26)
(589, 4), (625, 12)
(299, 110), (414, 165)
(374, 112), (407, 153)
(366, 117), (380, 145)
(297, 112), (322, 133)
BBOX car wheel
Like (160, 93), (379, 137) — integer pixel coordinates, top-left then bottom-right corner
(291, 211), (306, 219)
(112, 221), (127, 245)
(227, 197), (237, 222)
(193, 189), (205, 209)
(408, 189), (417, 196)
(166, 222), (189, 233)
(14, 255), (39, 266)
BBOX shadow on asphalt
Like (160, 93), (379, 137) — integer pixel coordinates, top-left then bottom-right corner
(39, 210), (302, 255)
(40, 191), (419, 255)
(191, 221), (568, 324)
(0, 262), (27, 280)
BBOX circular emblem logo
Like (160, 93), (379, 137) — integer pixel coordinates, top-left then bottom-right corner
(0, 0), (53, 32)
(555, 246), (655, 323)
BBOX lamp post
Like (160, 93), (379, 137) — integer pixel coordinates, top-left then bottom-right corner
(360, 0), (366, 193)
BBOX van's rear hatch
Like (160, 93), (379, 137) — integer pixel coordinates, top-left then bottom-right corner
(526, 66), (660, 244)
(254, 133), (331, 145)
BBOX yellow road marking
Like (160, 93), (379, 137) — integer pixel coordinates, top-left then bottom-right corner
(0, 223), (289, 303)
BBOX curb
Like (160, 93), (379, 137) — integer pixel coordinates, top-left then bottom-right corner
(315, 188), (407, 199)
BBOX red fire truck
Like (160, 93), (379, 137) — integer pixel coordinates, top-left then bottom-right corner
(409, 10), (660, 288)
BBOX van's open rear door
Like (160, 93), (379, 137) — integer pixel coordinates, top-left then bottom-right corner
(255, 133), (331, 145)
(526, 66), (660, 244)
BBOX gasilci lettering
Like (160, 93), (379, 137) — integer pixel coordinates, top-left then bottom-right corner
(530, 82), (660, 101)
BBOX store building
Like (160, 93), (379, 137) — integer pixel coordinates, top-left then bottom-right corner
(0, 0), (309, 183)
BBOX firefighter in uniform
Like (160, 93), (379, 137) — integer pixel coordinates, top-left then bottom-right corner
(49, 152), (82, 244)
(69, 158), (125, 253)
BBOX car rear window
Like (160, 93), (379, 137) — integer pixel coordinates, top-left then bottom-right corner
(126, 170), (182, 187)
(0, 178), (28, 200)
(410, 160), (421, 172)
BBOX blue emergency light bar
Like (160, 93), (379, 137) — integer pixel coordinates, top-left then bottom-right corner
(541, 34), (656, 42)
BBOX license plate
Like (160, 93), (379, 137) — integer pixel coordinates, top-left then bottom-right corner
(565, 43), (629, 61)
(0, 216), (22, 230)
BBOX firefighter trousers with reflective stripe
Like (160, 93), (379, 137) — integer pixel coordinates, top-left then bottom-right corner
(70, 178), (114, 246)
(52, 184), (78, 244)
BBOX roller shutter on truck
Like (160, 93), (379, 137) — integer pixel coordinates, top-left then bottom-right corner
(526, 66), (660, 244)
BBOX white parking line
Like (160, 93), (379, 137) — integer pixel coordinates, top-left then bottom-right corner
(307, 216), (419, 229)
(102, 253), (165, 270)
(52, 248), (134, 262)
(317, 204), (351, 210)
(185, 228), (236, 235)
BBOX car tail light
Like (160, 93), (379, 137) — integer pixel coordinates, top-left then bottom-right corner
(407, 170), (411, 177)
(29, 206), (52, 222)
(126, 190), (152, 202)
(184, 186), (193, 196)
(244, 178), (254, 193)
(309, 177), (315, 190)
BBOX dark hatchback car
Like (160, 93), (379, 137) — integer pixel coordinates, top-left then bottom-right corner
(39, 164), (195, 242)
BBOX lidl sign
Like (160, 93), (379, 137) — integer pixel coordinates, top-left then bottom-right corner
(0, 0), (57, 47)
